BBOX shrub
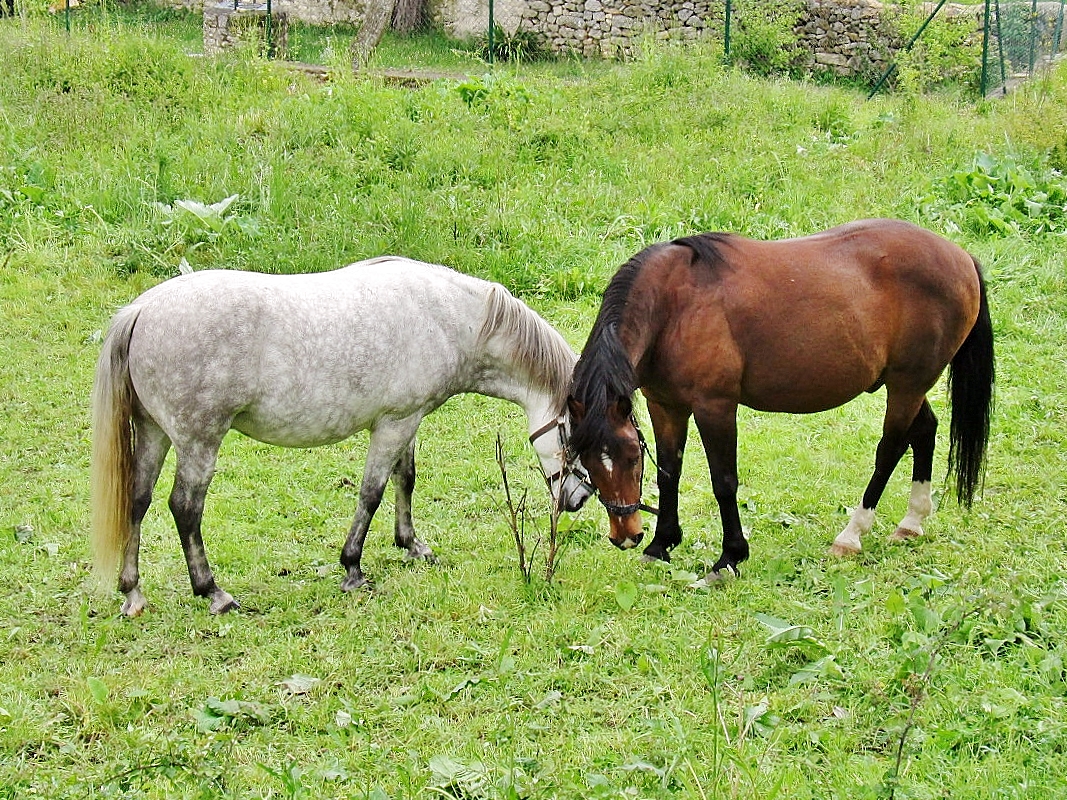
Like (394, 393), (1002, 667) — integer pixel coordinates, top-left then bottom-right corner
(886, 2), (983, 95)
(728, 0), (807, 79)
(474, 24), (548, 64)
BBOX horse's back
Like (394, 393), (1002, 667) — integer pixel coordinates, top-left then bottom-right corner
(123, 260), (491, 447)
(646, 220), (981, 413)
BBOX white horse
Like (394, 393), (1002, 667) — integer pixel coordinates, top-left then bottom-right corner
(91, 257), (594, 616)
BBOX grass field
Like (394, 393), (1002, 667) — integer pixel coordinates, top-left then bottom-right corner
(2, 10), (1067, 799)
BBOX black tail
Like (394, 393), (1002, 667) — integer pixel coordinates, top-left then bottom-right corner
(947, 261), (995, 506)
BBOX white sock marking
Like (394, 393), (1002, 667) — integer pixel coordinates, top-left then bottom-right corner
(833, 506), (875, 553)
(896, 481), (933, 537)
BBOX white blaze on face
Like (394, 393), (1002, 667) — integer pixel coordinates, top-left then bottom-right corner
(600, 452), (615, 475)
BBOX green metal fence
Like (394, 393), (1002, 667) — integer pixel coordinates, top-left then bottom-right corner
(982, 0), (1067, 95)
(725, 0), (1067, 97)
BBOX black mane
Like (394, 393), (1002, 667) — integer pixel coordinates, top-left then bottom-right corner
(568, 235), (728, 456)
(672, 232), (730, 268)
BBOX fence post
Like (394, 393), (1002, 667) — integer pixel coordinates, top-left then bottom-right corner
(1056, 0), (1066, 55)
(724, 0), (732, 60)
(1028, 0), (1039, 72)
(994, 0), (1007, 93)
(868, 0), (950, 98)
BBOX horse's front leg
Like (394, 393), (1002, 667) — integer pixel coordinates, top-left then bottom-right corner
(392, 437), (433, 560)
(340, 417), (423, 592)
(642, 401), (689, 563)
(693, 402), (749, 576)
(170, 443), (236, 615)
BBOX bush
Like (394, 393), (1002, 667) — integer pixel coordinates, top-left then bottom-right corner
(728, 0), (807, 79)
(888, 3), (983, 95)
(474, 24), (548, 64)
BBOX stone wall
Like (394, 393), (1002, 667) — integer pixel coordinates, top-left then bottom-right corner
(203, 3), (290, 56)
(514, 0), (997, 74)
(174, 0), (1023, 81)
(178, 0), (367, 25)
(793, 0), (901, 77)
(519, 0), (720, 58)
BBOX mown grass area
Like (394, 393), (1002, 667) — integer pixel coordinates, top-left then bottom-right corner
(2, 12), (1067, 799)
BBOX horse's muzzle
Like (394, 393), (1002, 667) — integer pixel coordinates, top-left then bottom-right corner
(611, 532), (644, 550)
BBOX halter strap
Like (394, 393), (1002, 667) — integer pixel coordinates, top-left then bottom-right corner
(599, 415), (660, 517)
(528, 415), (565, 445)
(599, 496), (659, 517)
(528, 414), (596, 493)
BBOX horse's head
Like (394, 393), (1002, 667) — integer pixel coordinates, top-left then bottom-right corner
(529, 413), (595, 513)
(567, 394), (648, 550)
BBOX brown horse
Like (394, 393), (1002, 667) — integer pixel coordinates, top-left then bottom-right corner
(567, 219), (994, 576)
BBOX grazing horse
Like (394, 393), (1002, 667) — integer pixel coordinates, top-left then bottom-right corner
(567, 219), (994, 576)
(91, 257), (594, 616)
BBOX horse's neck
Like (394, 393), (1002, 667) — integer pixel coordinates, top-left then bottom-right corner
(617, 288), (663, 376)
(471, 361), (561, 435)
(471, 293), (573, 434)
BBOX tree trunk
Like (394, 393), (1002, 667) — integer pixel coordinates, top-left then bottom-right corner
(350, 0), (397, 71)
(390, 0), (425, 34)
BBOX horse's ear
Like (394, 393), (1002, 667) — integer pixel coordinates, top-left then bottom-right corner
(608, 395), (633, 423)
(567, 396), (585, 421)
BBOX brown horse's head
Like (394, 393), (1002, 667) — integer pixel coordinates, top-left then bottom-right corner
(567, 394), (647, 550)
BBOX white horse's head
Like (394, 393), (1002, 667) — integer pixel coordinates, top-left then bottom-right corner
(529, 413), (595, 512)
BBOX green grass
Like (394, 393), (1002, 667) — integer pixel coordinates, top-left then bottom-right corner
(2, 15), (1067, 799)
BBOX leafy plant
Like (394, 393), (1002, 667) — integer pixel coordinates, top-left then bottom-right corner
(729, 0), (807, 78)
(194, 697), (275, 732)
(923, 151), (1067, 236)
(474, 24), (547, 64)
(153, 194), (262, 252)
(889, 5), (982, 95)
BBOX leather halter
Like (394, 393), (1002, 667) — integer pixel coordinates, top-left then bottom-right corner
(528, 414), (596, 496)
(597, 417), (660, 518)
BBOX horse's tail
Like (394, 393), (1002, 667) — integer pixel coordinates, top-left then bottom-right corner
(90, 304), (140, 589)
(947, 259), (995, 507)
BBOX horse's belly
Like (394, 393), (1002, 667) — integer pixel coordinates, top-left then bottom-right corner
(231, 413), (363, 448)
(230, 381), (446, 448)
(740, 362), (880, 414)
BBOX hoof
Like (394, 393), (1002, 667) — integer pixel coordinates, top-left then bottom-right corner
(693, 568), (735, 588)
(340, 574), (371, 593)
(890, 526), (922, 542)
(120, 587), (148, 617)
(828, 542), (861, 558)
(209, 591), (240, 615)
(641, 546), (671, 563)
(405, 545), (435, 562)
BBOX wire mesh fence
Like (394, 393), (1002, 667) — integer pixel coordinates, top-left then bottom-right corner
(982, 0), (1067, 95)
(723, 0), (1067, 97)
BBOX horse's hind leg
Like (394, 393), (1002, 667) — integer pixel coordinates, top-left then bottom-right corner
(392, 438), (433, 560)
(340, 417), (423, 592)
(119, 414), (171, 617)
(890, 399), (937, 542)
(831, 393), (926, 556)
(169, 439), (237, 614)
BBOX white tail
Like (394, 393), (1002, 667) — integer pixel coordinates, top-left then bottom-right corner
(89, 306), (140, 589)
